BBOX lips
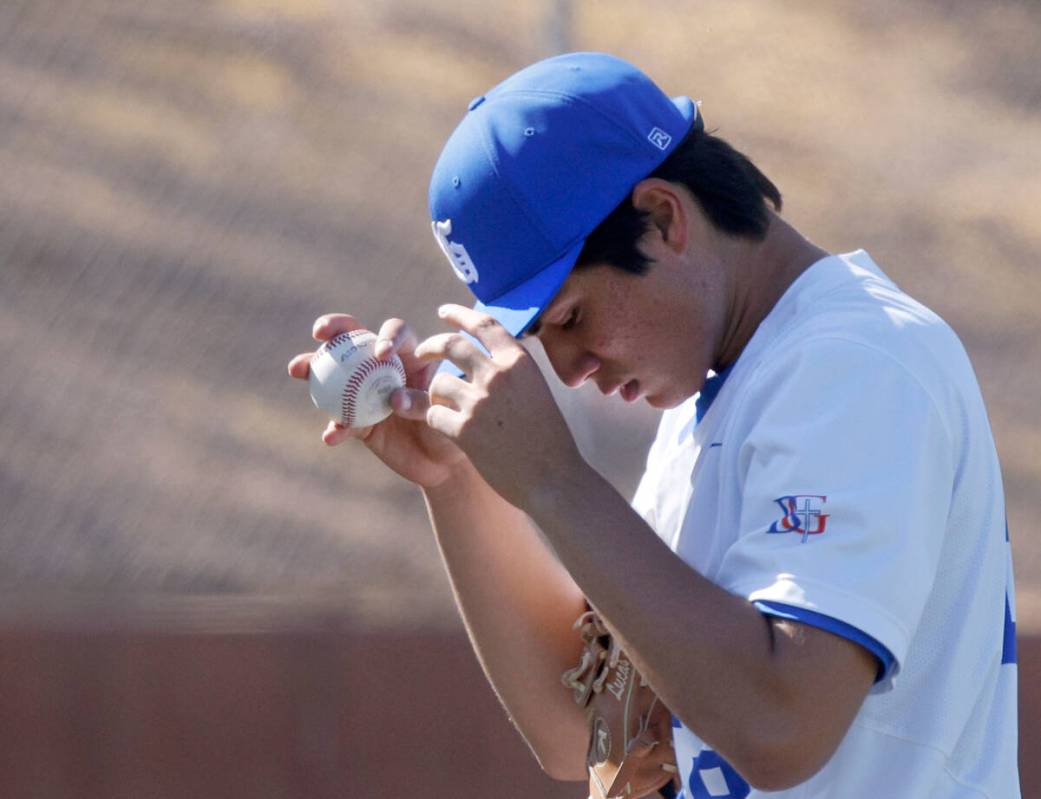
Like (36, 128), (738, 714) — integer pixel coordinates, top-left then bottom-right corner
(596, 378), (641, 402)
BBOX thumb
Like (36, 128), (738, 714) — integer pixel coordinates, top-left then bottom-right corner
(390, 387), (430, 421)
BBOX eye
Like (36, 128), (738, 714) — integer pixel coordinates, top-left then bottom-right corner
(562, 307), (579, 331)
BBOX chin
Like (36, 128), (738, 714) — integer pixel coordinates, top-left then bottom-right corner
(645, 391), (687, 410)
(646, 375), (705, 408)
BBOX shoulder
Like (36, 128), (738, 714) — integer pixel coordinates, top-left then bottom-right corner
(739, 252), (980, 426)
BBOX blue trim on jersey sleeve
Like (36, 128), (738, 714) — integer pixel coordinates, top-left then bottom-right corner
(1001, 594), (1017, 665)
(754, 600), (895, 683)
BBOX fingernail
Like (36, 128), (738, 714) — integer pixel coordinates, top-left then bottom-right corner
(399, 393), (411, 412)
(437, 305), (450, 317)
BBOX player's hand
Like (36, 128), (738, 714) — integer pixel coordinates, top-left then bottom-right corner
(413, 304), (588, 511)
(287, 313), (469, 489)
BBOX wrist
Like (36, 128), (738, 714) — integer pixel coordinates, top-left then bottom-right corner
(421, 458), (485, 503)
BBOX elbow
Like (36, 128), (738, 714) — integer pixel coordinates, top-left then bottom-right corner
(541, 760), (588, 783)
(534, 750), (587, 783)
(740, 754), (826, 793)
(724, 717), (838, 792)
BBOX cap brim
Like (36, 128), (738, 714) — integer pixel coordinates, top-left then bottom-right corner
(671, 95), (698, 129)
(437, 238), (583, 377)
(475, 237), (584, 337)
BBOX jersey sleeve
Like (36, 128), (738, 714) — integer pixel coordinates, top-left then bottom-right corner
(716, 336), (955, 687)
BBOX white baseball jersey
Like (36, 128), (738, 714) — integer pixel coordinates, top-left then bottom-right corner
(632, 250), (1019, 798)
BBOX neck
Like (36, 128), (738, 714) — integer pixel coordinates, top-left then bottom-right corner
(715, 213), (829, 371)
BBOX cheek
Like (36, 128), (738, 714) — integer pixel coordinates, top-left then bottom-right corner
(583, 283), (692, 365)
(586, 322), (647, 362)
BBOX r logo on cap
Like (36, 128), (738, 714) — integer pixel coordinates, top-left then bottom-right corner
(432, 219), (479, 285)
(647, 127), (672, 151)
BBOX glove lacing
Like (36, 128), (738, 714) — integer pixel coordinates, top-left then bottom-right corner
(561, 609), (677, 773)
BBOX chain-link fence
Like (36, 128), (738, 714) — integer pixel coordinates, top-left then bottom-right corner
(2, 0), (1039, 616)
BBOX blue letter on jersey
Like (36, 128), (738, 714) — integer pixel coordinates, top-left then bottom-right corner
(687, 749), (750, 799)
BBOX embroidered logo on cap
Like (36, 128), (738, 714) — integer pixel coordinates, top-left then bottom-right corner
(432, 219), (479, 285)
(647, 127), (672, 150)
(767, 495), (829, 543)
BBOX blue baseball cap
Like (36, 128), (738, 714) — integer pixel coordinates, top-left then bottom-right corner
(429, 51), (702, 339)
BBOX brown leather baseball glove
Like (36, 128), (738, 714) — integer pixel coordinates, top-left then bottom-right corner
(561, 606), (681, 799)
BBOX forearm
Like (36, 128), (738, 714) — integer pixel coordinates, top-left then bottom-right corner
(525, 465), (791, 775)
(423, 462), (590, 780)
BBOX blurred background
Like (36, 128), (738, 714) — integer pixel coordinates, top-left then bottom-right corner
(0, 0), (1038, 796)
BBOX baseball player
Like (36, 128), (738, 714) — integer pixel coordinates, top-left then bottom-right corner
(288, 52), (1019, 797)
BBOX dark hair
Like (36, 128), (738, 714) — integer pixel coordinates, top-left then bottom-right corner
(576, 129), (783, 274)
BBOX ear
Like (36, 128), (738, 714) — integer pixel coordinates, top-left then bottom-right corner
(630, 178), (689, 255)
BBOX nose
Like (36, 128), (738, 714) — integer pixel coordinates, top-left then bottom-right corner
(545, 343), (600, 388)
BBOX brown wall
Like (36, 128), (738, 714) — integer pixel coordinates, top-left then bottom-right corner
(0, 610), (1034, 798)
(0, 619), (581, 798)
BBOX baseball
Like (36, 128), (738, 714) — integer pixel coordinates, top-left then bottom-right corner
(308, 330), (407, 428)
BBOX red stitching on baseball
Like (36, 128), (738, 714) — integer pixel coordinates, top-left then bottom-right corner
(341, 356), (406, 427)
(312, 332), (354, 364)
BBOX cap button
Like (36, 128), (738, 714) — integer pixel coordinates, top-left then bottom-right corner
(467, 95), (486, 111)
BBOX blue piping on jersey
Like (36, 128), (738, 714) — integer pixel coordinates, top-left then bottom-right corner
(1002, 594), (1017, 665)
(695, 364), (735, 423)
(1002, 521), (1016, 665)
(753, 600), (895, 683)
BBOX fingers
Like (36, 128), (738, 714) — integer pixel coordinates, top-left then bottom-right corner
(414, 332), (488, 379)
(437, 304), (519, 355)
(374, 318), (443, 392)
(426, 404), (463, 439)
(427, 371), (471, 412)
(312, 313), (366, 342)
(389, 386), (430, 421)
(289, 314), (366, 380)
(291, 314), (407, 381)
(374, 318), (419, 360)
(287, 352), (314, 379)
(321, 420), (370, 446)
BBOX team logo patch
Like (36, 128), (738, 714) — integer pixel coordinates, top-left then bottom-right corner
(647, 126), (672, 150)
(767, 495), (829, 542)
(431, 219), (479, 285)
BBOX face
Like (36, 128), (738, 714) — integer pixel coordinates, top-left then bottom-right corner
(524, 249), (727, 409)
